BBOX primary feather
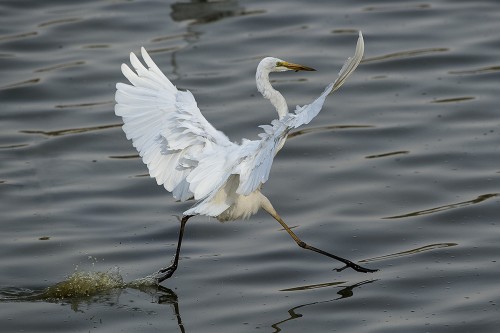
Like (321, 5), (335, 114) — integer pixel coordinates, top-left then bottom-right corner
(115, 32), (364, 221)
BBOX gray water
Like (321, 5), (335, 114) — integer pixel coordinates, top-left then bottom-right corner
(1, 0), (499, 332)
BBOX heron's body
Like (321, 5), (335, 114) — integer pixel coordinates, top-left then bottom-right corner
(115, 32), (376, 282)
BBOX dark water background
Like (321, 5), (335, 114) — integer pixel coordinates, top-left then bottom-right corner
(1, 0), (499, 332)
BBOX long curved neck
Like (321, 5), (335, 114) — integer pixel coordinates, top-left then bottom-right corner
(256, 67), (288, 119)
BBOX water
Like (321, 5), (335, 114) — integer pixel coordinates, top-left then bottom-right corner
(1, 0), (499, 332)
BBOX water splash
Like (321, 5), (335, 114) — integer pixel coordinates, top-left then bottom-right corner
(128, 271), (163, 289)
(0, 267), (184, 327)
(41, 268), (125, 300)
(0, 267), (162, 303)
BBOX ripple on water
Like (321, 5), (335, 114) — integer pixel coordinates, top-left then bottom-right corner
(1, 0), (500, 332)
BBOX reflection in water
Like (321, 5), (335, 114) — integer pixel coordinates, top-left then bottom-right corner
(360, 243), (458, 263)
(144, 0), (254, 96)
(272, 280), (377, 332)
(0, 143), (29, 149)
(0, 269), (186, 332)
(431, 96), (475, 103)
(38, 17), (81, 28)
(449, 65), (500, 75)
(171, 0), (246, 24)
(156, 286), (186, 333)
(365, 150), (409, 159)
(54, 100), (113, 109)
(109, 154), (139, 159)
(0, 31), (37, 42)
(383, 193), (499, 219)
(362, 48), (449, 63)
(20, 123), (121, 137)
(2, 78), (40, 90)
(1, 273), (376, 333)
(35, 61), (85, 73)
(288, 124), (373, 139)
(280, 280), (347, 292)
(362, 3), (430, 12)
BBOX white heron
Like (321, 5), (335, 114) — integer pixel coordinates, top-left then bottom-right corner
(115, 31), (376, 283)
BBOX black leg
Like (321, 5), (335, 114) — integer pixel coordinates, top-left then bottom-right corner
(296, 240), (378, 273)
(260, 196), (377, 273)
(156, 215), (194, 283)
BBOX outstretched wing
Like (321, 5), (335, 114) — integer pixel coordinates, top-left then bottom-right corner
(291, 31), (364, 128)
(115, 48), (234, 202)
(236, 32), (365, 195)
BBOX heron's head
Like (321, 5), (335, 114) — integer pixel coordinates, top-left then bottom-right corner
(260, 57), (316, 73)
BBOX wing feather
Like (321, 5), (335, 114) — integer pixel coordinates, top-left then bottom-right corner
(236, 32), (364, 195)
(116, 33), (363, 214)
(115, 47), (234, 202)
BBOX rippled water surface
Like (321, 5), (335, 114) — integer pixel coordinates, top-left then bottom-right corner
(1, 0), (499, 332)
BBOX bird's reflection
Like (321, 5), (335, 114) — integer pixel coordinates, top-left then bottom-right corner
(170, 0), (251, 24)
(146, 0), (255, 95)
(133, 285), (186, 333)
(157, 286), (186, 333)
(271, 279), (377, 332)
(2, 270), (381, 333)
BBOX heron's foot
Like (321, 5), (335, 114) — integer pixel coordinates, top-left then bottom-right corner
(335, 262), (378, 273)
(155, 264), (177, 284)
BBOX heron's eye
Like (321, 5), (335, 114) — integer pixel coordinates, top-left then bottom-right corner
(276, 61), (283, 67)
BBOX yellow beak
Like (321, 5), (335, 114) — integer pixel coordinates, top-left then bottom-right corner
(278, 61), (316, 72)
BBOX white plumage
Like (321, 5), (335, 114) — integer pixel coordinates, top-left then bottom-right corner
(116, 32), (364, 221)
(115, 32), (376, 282)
